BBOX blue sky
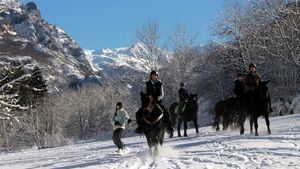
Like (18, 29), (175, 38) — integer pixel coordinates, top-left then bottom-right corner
(23, 0), (225, 50)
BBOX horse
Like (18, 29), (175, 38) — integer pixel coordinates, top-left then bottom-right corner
(137, 91), (165, 156)
(169, 94), (199, 137)
(238, 80), (271, 136)
(213, 97), (238, 131)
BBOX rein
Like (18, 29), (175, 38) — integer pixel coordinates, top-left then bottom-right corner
(144, 113), (163, 125)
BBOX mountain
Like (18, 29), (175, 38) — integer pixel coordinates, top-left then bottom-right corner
(84, 42), (171, 93)
(0, 2), (102, 92)
(84, 42), (171, 72)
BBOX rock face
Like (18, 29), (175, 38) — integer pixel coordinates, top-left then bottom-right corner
(0, 2), (103, 92)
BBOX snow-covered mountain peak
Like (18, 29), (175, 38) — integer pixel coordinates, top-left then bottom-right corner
(0, 2), (102, 92)
(84, 42), (171, 73)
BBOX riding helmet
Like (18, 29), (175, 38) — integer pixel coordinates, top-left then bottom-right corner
(150, 70), (159, 76)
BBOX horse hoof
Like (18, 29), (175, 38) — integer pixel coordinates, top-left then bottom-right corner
(169, 133), (173, 138)
(255, 133), (259, 136)
(240, 131), (244, 135)
(268, 131), (271, 134)
(184, 134), (188, 137)
(178, 135), (181, 137)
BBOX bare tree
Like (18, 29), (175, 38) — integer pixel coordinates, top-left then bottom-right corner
(135, 21), (162, 71)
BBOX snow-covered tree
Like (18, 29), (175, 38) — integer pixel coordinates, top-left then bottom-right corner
(0, 0), (21, 9)
(0, 65), (30, 151)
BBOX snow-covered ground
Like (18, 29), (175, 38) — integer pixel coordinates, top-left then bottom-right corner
(0, 114), (299, 169)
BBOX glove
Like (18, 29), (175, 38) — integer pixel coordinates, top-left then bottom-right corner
(114, 121), (121, 126)
(127, 119), (132, 125)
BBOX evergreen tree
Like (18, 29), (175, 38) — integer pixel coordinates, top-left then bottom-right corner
(18, 66), (48, 106)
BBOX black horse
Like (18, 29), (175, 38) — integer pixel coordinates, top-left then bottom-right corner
(238, 81), (271, 136)
(136, 92), (165, 156)
(213, 97), (238, 131)
(169, 94), (199, 137)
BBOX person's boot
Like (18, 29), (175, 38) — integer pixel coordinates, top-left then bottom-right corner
(166, 122), (175, 134)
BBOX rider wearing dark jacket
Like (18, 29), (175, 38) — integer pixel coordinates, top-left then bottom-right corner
(234, 73), (245, 97)
(244, 63), (273, 112)
(179, 82), (189, 102)
(245, 63), (262, 92)
(135, 70), (174, 135)
(234, 73), (245, 111)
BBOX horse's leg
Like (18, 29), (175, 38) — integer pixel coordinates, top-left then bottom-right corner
(193, 119), (199, 134)
(153, 146), (159, 157)
(239, 113), (245, 135)
(183, 120), (188, 137)
(214, 114), (220, 131)
(177, 119), (182, 137)
(265, 113), (271, 134)
(222, 115), (226, 131)
(159, 124), (165, 145)
(254, 116), (259, 136)
(250, 116), (253, 134)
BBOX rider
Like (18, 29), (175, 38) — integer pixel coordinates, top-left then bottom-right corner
(233, 73), (245, 112)
(179, 82), (190, 103)
(135, 70), (174, 134)
(245, 63), (261, 92)
(245, 63), (273, 112)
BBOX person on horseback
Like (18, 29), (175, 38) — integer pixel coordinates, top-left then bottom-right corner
(245, 63), (261, 92)
(245, 63), (273, 112)
(233, 73), (246, 113)
(112, 102), (131, 153)
(234, 73), (245, 97)
(179, 82), (190, 103)
(135, 70), (174, 134)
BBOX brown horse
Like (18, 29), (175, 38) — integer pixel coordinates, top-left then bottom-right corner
(238, 81), (271, 136)
(169, 94), (199, 137)
(136, 92), (165, 156)
(213, 97), (238, 131)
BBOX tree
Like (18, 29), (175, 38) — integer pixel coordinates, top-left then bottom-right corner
(0, 65), (31, 151)
(19, 66), (48, 106)
(135, 21), (162, 70)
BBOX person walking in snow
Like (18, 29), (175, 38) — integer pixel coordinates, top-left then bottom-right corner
(112, 102), (131, 153)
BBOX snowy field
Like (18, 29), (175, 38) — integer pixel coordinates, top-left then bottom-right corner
(0, 114), (299, 169)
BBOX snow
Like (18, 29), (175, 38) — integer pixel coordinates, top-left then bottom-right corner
(6, 30), (17, 36)
(127, 84), (132, 89)
(84, 49), (102, 71)
(84, 42), (171, 73)
(0, 114), (299, 168)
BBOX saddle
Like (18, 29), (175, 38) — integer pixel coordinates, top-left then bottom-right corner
(174, 102), (187, 115)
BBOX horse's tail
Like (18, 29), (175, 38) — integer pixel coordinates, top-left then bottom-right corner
(212, 100), (223, 128)
(169, 103), (179, 127)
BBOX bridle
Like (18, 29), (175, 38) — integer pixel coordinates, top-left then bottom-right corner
(142, 95), (164, 125)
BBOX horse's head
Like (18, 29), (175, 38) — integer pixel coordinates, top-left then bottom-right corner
(187, 94), (198, 107)
(140, 91), (156, 118)
(258, 80), (269, 100)
(140, 91), (153, 108)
